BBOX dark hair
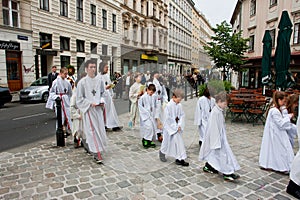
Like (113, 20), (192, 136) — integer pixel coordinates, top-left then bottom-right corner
(84, 59), (96, 68)
(286, 94), (298, 113)
(99, 62), (108, 74)
(272, 91), (286, 110)
(147, 83), (156, 92)
(203, 86), (210, 98)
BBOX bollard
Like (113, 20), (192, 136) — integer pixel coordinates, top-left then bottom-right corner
(55, 97), (65, 147)
(184, 79), (187, 101)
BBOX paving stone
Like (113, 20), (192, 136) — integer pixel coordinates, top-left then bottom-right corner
(128, 185), (144, 193)
(228, 190), (243, 198)
(151, 171), (164, 178)
(167, 191), (184, 198)
(106, 184), (119, 191)
(245, 183), (260, 191)
(50, 182), (64, 189)
(36, 185), (49, 193)
(175, 180), (190, 187)
(3, 192), (20, 199)
(165, 183), (179, 190)
(0, 187), (9, 195)
(264, 186), (280, 193)
(218, 194), (236, 200)
(197, 181), (214, 188)
(91, 187), (108, 195)
(61, 195), (75, 200)
(192, 192), (209, 199)
(75, 191), (92, 199)
(64, 186), (79, 193)
(117, 180), (131, 188)
(78, 183), (92, 190)
(273, 194), (291, 200)
(49, 189), (63, 197)
(32, 193), (48, 200)
(245, 193), (260, 200)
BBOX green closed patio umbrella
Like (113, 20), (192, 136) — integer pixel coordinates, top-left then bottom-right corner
(274, 10), (293, 90)
(261, 30), (272, 90)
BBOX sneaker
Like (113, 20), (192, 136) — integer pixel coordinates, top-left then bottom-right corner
(149, 141), (156, 148)
(112, 127), (122, 131)
(175, 159), (189, 167)
(94, 156), (103, 164)
(223, 173), (240, 181)
(142, 139), (150, 148)
(159, 150), (167, 162)
(203, 163), (218, 174)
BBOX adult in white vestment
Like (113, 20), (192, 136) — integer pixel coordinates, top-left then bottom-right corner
(129, 74), (144, 127)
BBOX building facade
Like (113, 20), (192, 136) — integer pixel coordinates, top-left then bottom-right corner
(168, 0), (194, 75)
(191, 7), (213, 72)
(0, 0), (33, 91)
(231, 0), (300, 89)
(120, 0), (168, 75)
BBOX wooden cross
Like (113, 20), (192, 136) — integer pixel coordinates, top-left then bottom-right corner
(91, 89), (96, 96)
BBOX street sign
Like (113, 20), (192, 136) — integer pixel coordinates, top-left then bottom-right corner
(17, 35), (28, 41)
(36, 49), (57, 56)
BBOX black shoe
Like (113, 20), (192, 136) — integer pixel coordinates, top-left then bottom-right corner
(93, 156), (103, 164)
(203, 162), (218, 174)
(286, 180), (300, 199)
(223, 173), (240, 181)
(175, 159), (189, 167)
(159, 150), (167, 162)
(112, 127), (122, 131)
(199, 141), (202, 146)
(142, 138), (150, 148)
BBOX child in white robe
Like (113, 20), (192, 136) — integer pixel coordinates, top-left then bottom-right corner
(159, 89), (189, 166)
(129, 74), (144, 128)
(259, 91), (295, 173)
(138, 83), (160, 148)
(194, 87), (215, 146)
(199, 92), (240, 181)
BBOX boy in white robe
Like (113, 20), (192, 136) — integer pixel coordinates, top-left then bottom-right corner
(129, 74), (144, 128)
(76, 60), (107, 163)
(159, 89), (189, 166)
(46, 67), (72, 137)
(98, 62), (122, 131)
(194, 87), (215, 146)
(138, 83), (160, 148)
(199, 92), (240, 181)
(259, 91), (295, 173)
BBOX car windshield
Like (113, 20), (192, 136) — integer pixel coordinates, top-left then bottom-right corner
(30, 78), (48, 86)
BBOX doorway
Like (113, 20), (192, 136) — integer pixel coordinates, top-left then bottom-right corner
(6, 51), (22, 91)
(41, 55), (48, 77)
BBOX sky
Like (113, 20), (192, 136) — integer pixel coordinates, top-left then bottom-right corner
(195, 0), (237, 27)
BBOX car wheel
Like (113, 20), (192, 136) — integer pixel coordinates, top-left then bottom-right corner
(42, 92), (49, 102)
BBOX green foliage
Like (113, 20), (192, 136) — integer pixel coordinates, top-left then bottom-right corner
(204, 21), (249, 74)
(198, 80), (233, 96)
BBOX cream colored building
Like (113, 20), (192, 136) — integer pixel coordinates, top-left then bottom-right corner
(191, 7), (213, 72)
(168, 0), (194, 75)
(30, 0), (122, 86)
(0, 0), (33, 91)
(231, 0), (300, 89)
(120, 0), (168, 74)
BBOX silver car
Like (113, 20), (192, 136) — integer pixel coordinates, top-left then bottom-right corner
(19, 76), (49, 102)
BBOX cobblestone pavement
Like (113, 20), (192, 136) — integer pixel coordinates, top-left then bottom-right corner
(0, 98), (298, 200)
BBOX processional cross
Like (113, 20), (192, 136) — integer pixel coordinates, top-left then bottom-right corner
(91, 89), (96, 96)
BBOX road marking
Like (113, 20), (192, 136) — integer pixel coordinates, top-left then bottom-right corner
(12, 113), (47, 121)
(23, 104), (43, 108)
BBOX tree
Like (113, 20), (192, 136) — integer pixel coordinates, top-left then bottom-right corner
(204, 21), (249, 80)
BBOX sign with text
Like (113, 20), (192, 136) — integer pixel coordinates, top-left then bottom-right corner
(36, 49), (57, 56)
(0, 40), (20, 51)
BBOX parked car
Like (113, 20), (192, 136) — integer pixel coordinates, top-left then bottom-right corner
(0, 86), (12, 107)
(20, 76), (49, 102)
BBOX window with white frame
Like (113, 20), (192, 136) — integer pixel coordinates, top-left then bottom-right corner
(102, 9), (107, 29)
(91, 4), (96, 26)
(249, 35), (255, 51)
(112, 14), (116, 32)
(2, 0), (19, 27)
(40, 0), (49, 11)
(91, 42), (97, 54)
(60, 0), (67, 17)
(76, 0), (83, 22)
(76, 39), (85, 52)
(60, 36), (70, 51)
(270, 0), (277, 7)
(250, 0), (256, 16)
(294, 23), (300, 44)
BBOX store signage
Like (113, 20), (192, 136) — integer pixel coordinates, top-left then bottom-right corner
(36, 49), (57, 56)
(141, 54), (158, 61)
(0, 40), (20, 50)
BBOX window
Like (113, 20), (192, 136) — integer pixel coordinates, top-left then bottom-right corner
(249, 35), (255, 51)
(91, 42), (97, 54)
(112, 14), (116, 32)
(102, 44), (108, 55)
(76, 40), (85, 52)
(133, 0), (136, 10)
(250, 0), (256, 16)
(91, 4), (96, 26)
(77, 57), (85, 71)
(3, 0), (19, 27)
(102, 9), (107, 29)
(270, 0), (277, 7)
(60, 0), (67, 17)
(60, 36), (70, 51)
(269, 29), (276, 47)
(40, 32), (52, 49)
(40, 0), (49, 11)
(133, 24), (138, 42)
(61, 56), (70, 68)
(294, 23), (300, 44)
(76, 0), (83, 21)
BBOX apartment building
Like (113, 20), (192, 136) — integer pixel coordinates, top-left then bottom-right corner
(0, 0), (33, 91)
(168, 0), (194, 75)
(231, 0), (300, 89)
(30, 0), (122, 87)
(191, 7), (213, 72)
(120, 0), (168, 74)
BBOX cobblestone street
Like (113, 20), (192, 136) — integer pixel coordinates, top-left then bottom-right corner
(0, 98), (298, 200)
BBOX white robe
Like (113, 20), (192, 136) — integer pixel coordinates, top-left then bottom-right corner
(259, 107), (295, 172)
(70, 88), (84, 139)
(98, 74), (121, 128)
(129, 82), (142, 125)
(138, 93), (160, 140)
(194, 96), (216, 142)
(199, 105), (240, 174)
(160, 99), (187, 160)
(76, 76), (107, 153)
(281, 108), (297, 147)
(46, 76), (72, 129)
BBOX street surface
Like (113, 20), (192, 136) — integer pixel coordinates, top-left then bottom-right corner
(0, 98), (298, 199)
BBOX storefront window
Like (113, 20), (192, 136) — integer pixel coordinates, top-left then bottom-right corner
(241, 69), (249, 87)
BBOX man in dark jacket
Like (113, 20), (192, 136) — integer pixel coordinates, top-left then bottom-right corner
(48, 65), (58, 90)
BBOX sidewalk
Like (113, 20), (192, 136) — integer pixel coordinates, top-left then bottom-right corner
(0, 98), (297, 200)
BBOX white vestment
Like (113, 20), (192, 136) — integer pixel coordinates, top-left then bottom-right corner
(46, 76), (72, 129)
(138, 93), (160, 140)
(281, 108), (297, 147)
(160, 99), (187, 160)
(76, 76), (107, 153)
(199, 105), (240, 174)
(98, 74), (121, 128)
(70, 88), (84, 139)
(259, 107), (295, 172)
(129, 82), (142, 125)
(194, 96), (216, 142)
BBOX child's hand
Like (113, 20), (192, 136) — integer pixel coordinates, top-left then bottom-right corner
(289, 113), (294, 119)
(78, 116), (82, 120)
(178, 126), (181, 132)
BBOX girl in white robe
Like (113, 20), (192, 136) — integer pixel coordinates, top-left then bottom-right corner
(194, 87), (216, 146)
(159, 89), (189, 166)
(138, 84), (160, 148)
(259, 91), (295, 173)
(199, 92), (240, 181)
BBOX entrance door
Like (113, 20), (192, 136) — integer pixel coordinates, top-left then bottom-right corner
(6, 51), (22, 91)
(41, 55), (48, 77)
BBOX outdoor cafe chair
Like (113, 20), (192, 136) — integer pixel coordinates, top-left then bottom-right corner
(247, 100), (269, 126)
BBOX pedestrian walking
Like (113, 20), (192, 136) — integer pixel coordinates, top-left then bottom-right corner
(47, 65), (58, 90)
